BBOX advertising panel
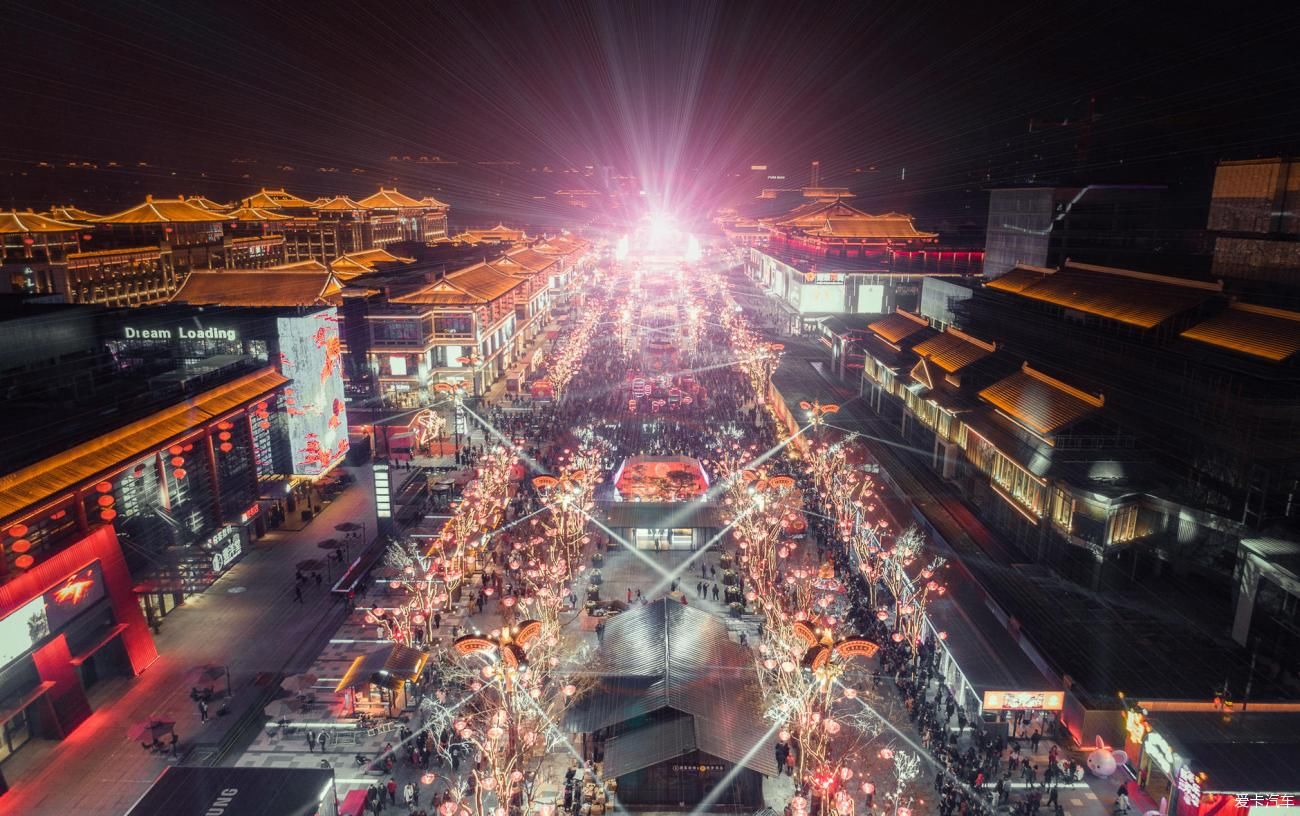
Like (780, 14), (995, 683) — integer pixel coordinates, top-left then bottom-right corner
(982, 690), (1064, 711)
(44, 561), (106, 632)
(0, 596), (50, 669)
(276, 310), (350, 476)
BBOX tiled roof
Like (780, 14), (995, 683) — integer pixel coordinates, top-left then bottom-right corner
(0, 211), (88, 234)
(446, 261), (526, 300)
(170, 270), (343, 306)
(418, 195), (450, 209)
(242, 189), (315, 209)
(329, 248), (415, 278)
(313, 196), (365, 211)
(910, 328), (996, 373)
(867, 309), (931, 345)
(356, 187), (425, 209)
(979, 363), (1104, 437)
(269, 259), (329, 272)
(224, 205), (293, 222)
(185, 196), (231, 211)
(984, 265), (1054, 293)
(93, 196), (230, 224)
(807, 214), (937, 239)
(764, 198), (863, 226)
(0, 368), (288, 520)
(991, 262), (1219, 329)
(45, 206), (100, 222)
(1180, 303), (1300, 362)
(390, 278), (484, 306)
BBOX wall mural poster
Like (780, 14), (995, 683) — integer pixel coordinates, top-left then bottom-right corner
(277, 311), (350, 476)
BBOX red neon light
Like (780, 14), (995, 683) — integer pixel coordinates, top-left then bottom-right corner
(54, 577), (94, 605)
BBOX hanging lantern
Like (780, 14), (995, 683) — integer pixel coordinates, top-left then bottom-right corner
(861, 782), (875, 795)
(840, 767), (854, 781)
(219, 442), (233, 453)
(173, 468), (187, 479)
(100, 509), (117, 521)
(97, 495), (115, 507)
(170, 457), (185, 467)
(891, 632), (904, 643)
(7, 524), (28, 538)
(15, 555), (34, 569)
(11, 539), (31, 553)
(95, 481), (113, 493)
(168, 445), (183, 456)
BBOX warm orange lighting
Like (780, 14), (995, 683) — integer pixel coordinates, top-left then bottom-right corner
(15, 555), (34, 569)
(54, 577), (94, 604)
(11, 539), (31, 553)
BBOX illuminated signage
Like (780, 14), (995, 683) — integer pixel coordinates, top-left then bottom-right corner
(124, 326), (237, 341)
(209, 527), (244, 574)
(277, 312), (349, 476)
(982, 691), (1064, 711)
(1144, 730), (1180, 775)
(44, 562), (106, 632)
(1125, 710), (1151, 745)
(374, 464), (392, 519)
(1176, 767), (1201, 807)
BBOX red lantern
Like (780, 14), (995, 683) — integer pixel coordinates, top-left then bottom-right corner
(6, 524), (28, 538)
(11, 539), (31, 553)
(82, 233), (93, 241)
(95, 481), (113, 493)
(22, 236), (34, 246)
(219, 442), (233, 453)
(96, 495), (115, 507)
(259, 421), (270, 430)
(170, 456), (185, 467)
(183, 443), (193, 452)
(173, 468), (187, 479)
(168, 445), (183, 455)
(218, 431), (232, 441)
(15, 555), (34, 569)
(99, 509), (117, 521)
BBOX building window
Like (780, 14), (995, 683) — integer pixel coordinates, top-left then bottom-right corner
(1107, 504), (1139, 545)
(1051, 487), (1073, 533)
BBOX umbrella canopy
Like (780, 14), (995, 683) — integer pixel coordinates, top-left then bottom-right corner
(296, 558), (324, 571)
(127, 719), (175, 741)
(317, 539), (345, 551)
(334, 522), (362, 533)
(184, 665), (226, 685)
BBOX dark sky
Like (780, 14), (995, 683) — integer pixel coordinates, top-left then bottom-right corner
(5, 0), (1300, 218)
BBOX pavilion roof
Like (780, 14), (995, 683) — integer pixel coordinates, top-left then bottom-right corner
(806, 214), (937, 239)
(990, 262), (1220, 329)
(390, 277), (485, 306)
(185, 195), (231, 211)
(313, 195), (365, 211)
(241, 188), (316, 209)
(1180, 302), (1300, 362)
(763, 197), (870, 227)
(979, 363), (1104, 437)
(170, 269), (343, 306)
(356, 187), (425, 209)
(329, 248), (415, 278)
(445, 261), (526, 300)
(462, 223), (526, 242)
(0, 367), (288, 520)
(45, 205), (101, 222)
(0, 210), (88, 234)
(93, 196), (230, 224)
(224, 205), (294, 222)
(985, 265), (1054, 294)
(910, 328), (996, 374)
(866, 309), (932, 345)
(418, 195), (450, 209)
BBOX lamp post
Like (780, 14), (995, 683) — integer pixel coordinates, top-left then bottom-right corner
(801, 399), (839, 440)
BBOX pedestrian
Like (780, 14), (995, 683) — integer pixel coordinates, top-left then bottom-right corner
(404, 781), (416, 809)
(387, 777), (398, 805)
(712, 584), (720, 601)
(1031, 729), (1041, 753)
(306, 729), (315, 752)
(198, 698), (209, 723)
(1116, 783), (1130, 814)
(627, 587), (633, 603)
(293, 584), (304, 604)
(595, 619), (605, 644)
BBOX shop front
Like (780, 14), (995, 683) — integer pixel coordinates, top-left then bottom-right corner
(0, 525), (157, 798)
(133, 524), (249, 629)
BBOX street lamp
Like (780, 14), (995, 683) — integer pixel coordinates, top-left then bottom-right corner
(800, 400), (839, 437)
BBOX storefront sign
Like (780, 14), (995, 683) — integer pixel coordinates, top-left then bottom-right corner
(672, 764), (725, 774)
(1176, 767), (1201, 807)
(209, 527), (244, 574)
(124, 326), (237, 341)
(1145, 730), (1180, 775)
(240, 502), (260, 523)
(982, 691), (1064, 711)
(0, 596), (50, 670)
(1125, 710), (1151, 745)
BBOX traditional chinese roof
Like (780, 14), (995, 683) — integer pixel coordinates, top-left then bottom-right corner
(985, 264), (1054, 293)
(223, 205), (294, 222)
(867, 309), (931, 345)
(990, 262), (1220, 329)
(979, 363), (1104, 437)
(389, 278), (484, 306)
(0, 210), (88, 234)
(460, 223), (526, 242)
(356, 187), (425, 209)
(185, 196), (231, 211)
(313, 195), (365, 212)
(910, 328), (996, 374)
(93, 196), (230, 224)
(1180, 303), (1300, 362)
(45, 205), (101, 222)
(763, 197), (865, 226)
(329, 248), (415, 277)
(270, 259), (330, 272)
(446, 261), (526, 300)
(170, 269), (344, 306)
(805, 214), (937, 240)
(418, 195), (450, 209)
(0, 367), (288, 520)
(494, 248), (555, 274)
(242, 188), (315, 209)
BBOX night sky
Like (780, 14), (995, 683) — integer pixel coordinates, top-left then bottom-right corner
(5, 0), (1300, 222)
